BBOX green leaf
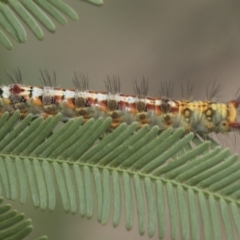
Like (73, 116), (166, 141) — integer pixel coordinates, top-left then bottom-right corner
(0, 2), (26, 42)
(0, 111), (239, 240)
(0, 0), (103, 49)
(0, 197), (45, 239)
(9, 0), (44, 39)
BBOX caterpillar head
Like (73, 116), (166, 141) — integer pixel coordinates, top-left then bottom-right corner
(228, 99), (240, 130)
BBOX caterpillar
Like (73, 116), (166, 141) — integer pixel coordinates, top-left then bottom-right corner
(0, 69), (239, 135)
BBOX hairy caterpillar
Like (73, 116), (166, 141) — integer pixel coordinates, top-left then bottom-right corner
(0, 69), (239, 135)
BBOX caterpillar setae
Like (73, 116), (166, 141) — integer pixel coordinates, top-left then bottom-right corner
(0, 68), (239, 136)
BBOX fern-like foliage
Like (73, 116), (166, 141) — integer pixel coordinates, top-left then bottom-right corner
(0, 0), (103, 50)
(0, 197), (47, 240)
(0, 111), (239, 240)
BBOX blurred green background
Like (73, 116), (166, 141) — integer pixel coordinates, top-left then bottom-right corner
(0, 0), (240, 239)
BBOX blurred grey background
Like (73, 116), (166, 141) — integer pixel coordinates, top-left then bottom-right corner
(0, 0), (240, 239)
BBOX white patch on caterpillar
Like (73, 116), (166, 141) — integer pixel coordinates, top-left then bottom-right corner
(1, 86), (10, 98)
(32, 87), (43, 98)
